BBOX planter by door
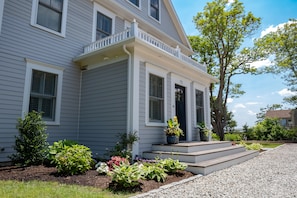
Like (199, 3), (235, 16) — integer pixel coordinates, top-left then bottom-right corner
(167, 135), (179, 144)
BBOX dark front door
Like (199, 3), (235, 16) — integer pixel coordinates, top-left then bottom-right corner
(175, 84), (186, 141)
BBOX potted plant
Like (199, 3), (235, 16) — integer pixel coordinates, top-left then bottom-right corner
(197, 122), (210, 141)
(164, 116), (184, 144)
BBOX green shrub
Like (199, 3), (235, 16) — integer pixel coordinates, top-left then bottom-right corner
(10, 111), (48, 166)
(53, 144), (92, 175)
(109, 163), (142, 188)
(212, 133), (220, 140)
(141, 163), (167, 182)
(47, 139), (78, 164)
(240, 141), (263, 150)
(157, 158), (187, 174)
(224, 133), (243, 141)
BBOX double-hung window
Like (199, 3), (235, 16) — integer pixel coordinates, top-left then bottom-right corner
(150, 0), (160, 21)
(31, 0), (68, 37)
(23, 59), (63, 125)
(128, 0), (140, 7)
(96, 12), (112, 40)
(149, 74), (164, 123)
(195, 90), (204, 124)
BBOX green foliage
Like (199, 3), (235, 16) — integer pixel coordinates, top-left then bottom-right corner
(47, 139), (78, 163)
(107, 131), (138, 159)
(164, 116), (184, 137)
(53, 144), (92, 175)
(240, 141), (263, 150)
(190, 0), (261, 141)
(10, 111), (48, 166)
(157, 158), (187, 174)
(224, 133), (243, 141)
(109, 163), (143, 188)
(141, 163), (167, 182)
(212, 133), (220, 140)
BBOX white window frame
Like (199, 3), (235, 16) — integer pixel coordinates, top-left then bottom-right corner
(193, 83), (207, 127)
(145, 63), (167, 126)
(30, 0), (68, 37)
(126, 0), (141, 9)
(148, 0), (161, 23)
(0, 0), (4, 35)
(22, 59), (64, 125)
(92, 2), (116, 42)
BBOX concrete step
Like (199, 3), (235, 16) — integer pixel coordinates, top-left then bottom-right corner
(186, 150), (259, 175)
(151, 141), (232, 153)
(143, 145), (246, 163)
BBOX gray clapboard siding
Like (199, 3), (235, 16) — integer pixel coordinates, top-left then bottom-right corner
(79, 60), (128, 158)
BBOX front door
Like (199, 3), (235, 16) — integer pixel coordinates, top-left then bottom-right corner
(175, 84), (186, 141)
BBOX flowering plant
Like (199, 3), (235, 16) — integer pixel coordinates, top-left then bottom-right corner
(164, 116), (184, 137)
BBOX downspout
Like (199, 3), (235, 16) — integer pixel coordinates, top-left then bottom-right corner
(77, 70), (83, 142)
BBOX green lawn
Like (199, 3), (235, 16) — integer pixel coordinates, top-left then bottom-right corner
(260, 143), (283, 148)
(0, 180), (132, 198)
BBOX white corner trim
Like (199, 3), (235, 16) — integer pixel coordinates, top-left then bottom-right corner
(30, 0), (68, 37)
(0, 0), (4, 34)
(22, 59), (64, 125)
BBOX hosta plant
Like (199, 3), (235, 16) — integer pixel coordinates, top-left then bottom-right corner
(141, 163), (167, 182)
(157, 158), (187, 174)
(95, 162), (109, 175)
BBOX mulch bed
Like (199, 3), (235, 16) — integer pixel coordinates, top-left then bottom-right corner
(0, 165), (194, 193)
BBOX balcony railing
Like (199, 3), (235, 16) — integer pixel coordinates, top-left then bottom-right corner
(83, 20), (206, 72)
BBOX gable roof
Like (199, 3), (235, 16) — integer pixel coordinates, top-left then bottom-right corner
(266, 110), (292, 119)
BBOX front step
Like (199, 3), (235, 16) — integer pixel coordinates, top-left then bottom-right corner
(142, 141), (259, 175)
(186, 150), (259, 175)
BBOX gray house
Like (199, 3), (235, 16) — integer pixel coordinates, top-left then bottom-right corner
(0, 0), (216, 162)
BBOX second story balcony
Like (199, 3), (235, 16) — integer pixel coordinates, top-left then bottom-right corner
(76, 20), (206, 72)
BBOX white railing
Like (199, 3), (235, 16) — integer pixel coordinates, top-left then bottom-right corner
(82, 21), (206, 72)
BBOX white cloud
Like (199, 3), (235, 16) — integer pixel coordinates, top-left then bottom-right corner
(227, 98), (233, 103)
(234, 103), (246, 109)
(260, 21), (296, 38)
(278, 88), (297, 97)
(247, 110), (257, 115)
(246, 102), (259, 105)
(249, 58), (273, 69)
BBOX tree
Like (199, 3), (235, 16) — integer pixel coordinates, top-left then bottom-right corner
(254, 19), (297, 106)
(225, 111), (237, 132)
(190, 0), (261, 140)
(256, 104), (283, 123)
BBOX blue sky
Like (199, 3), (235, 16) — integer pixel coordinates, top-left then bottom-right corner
(171, 0), (297, 128)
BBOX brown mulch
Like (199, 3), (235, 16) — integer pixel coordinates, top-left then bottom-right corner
(0, 165), (194, 193)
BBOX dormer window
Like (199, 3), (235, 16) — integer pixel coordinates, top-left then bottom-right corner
(150, 0), (160, 21)
(129, 0), (139, 7)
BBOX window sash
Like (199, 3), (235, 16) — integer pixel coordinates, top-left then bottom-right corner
(196, 90), (204, 124)
(37, 0), (63, 32)
(149, 74), (164, 122)
(150, 0), (159, 20)
(129, 0), (139, 7)
(29, 70), (57, 121)
(96, 12), (112, 40)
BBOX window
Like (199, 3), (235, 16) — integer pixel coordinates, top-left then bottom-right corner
(128, 0), (139, 7)
(23, 59), (63, 125)
(0, 0), (4, 34)
(31, 0), (68, 37)
(196, 90), (204, 124)
(150, 0), (160, 21)
(96, 12), (112, 40)
(30, 70), (57, 121)
(149, 74), (164, 122)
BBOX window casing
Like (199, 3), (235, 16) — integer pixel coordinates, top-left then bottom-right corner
(0, 0), (4, 35)
(96, 12), (112, 40)
(149, 74), (164, 123)
(23, 59), (63, 125)
(195, 90), (204, 124)
(31, 0), (68, 37)
(150, 0), (160, 21)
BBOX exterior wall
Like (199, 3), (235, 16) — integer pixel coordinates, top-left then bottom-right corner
(79, 60), (128, 159)
(0, 0), (93, 161)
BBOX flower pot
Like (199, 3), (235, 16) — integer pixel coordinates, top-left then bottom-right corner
(167, 135), (179, 144)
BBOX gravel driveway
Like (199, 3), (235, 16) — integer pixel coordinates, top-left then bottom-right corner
(134, 143), (297, 198)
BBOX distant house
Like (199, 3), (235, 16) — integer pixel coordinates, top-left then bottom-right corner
(266, 109), (297, 128)
(0, 0), (217, 162)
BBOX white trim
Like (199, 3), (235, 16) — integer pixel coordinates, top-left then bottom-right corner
(126, 0), (141, 10)
(22, 59), (64, 125)
(148, 0), (161, 23)
(193, 82), (207, 127)
(30, 0), (68, 37)
(92, 2), (116, 42)
(171, 73), (192, 141)
(145, 62), (167, 127)
(0, 0), (4, 34)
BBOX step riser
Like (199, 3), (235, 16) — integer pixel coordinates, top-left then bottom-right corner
(152, 142), (232, 153)
(186, 152), (258, 175)
(143, 147), (246, 163)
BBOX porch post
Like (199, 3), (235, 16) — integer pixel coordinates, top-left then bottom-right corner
(131, 19), (138, 37)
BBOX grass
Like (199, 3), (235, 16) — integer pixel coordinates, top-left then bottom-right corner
(0, 180), (131, 198)
(240, 142), (283, 149)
